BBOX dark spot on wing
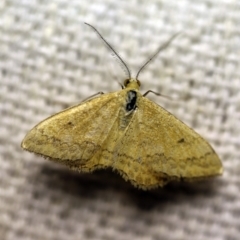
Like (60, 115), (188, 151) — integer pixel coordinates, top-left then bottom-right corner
(178, 138), (185, 143)
(67, 121), (74, 127)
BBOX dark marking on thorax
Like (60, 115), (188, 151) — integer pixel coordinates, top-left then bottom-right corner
(126, 90), (137, 112)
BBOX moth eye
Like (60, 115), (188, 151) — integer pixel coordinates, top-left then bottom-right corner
(124, 79), (130, 87)
(137, 79), (141, 86)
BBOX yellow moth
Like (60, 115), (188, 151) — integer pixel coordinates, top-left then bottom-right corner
(21, 23), (223, 189)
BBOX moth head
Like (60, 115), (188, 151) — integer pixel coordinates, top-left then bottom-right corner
(123, 78), (141, 89)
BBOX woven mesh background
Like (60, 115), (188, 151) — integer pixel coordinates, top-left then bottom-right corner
(1, 1), (239, 240)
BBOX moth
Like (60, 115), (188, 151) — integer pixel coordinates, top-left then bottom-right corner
(21, 23), (223, 189)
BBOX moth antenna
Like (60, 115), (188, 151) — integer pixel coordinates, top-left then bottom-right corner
(85, 23), (131, 79)
(136, 32), (180, 80)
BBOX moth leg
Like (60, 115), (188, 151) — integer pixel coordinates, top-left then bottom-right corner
(81, 92), (104, 102)
(143, 90), (171, 100)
